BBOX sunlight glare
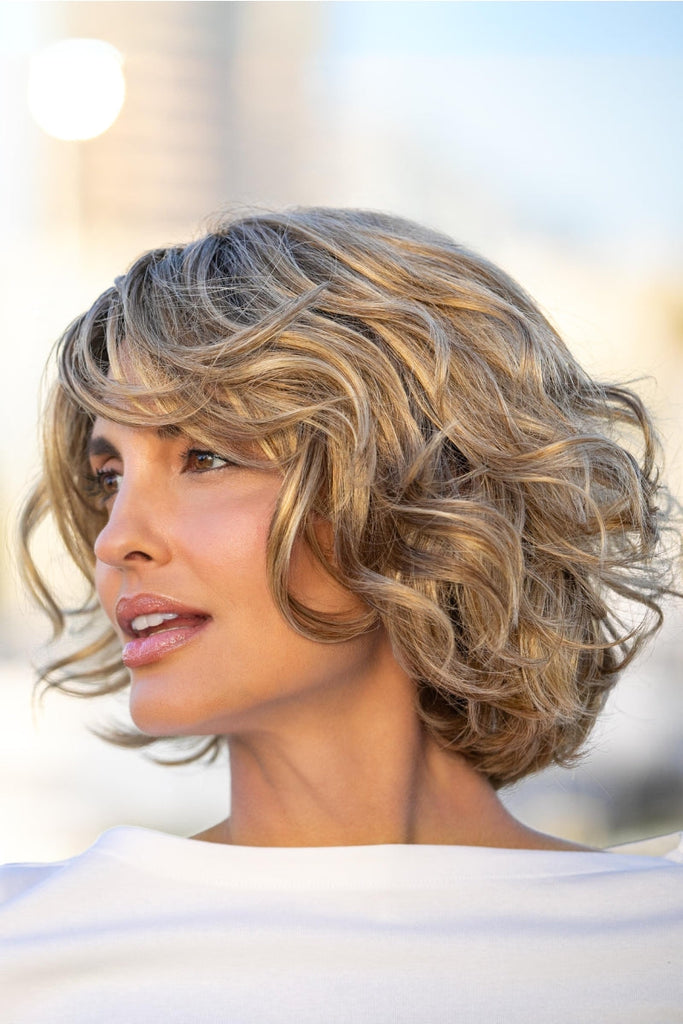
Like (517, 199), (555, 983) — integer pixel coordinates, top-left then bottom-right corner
(27, 38), (125, 142)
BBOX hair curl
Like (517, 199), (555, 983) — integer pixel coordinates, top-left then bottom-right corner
(19, 207), (681, 787)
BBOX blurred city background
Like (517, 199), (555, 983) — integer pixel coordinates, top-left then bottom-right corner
(0, 1), (681, 862)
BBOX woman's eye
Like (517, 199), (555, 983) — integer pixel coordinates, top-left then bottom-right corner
(185, 450), (231, 473)
(94, 468), (122, 499)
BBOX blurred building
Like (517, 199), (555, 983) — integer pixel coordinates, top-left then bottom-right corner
(33, 2), (323, 263)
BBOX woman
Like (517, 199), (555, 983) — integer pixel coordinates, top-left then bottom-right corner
(2, 208), (681, 1021)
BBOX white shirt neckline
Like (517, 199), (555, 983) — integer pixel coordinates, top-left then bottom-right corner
(83, 825), (682, 892)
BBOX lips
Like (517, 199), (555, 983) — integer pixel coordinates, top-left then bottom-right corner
(116, 594), (211, 668)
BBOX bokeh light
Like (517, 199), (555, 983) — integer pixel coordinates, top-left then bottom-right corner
(27, 38), (125, 141)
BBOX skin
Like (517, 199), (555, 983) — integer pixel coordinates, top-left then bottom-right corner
(91, 417), (590, 851)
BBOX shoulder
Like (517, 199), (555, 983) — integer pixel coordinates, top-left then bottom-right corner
(0, 829), (140, 917)
(0, 860), (67, 907)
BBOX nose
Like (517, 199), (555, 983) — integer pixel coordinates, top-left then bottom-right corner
(93, 482), (171, 569)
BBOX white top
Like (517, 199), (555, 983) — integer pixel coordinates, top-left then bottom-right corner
(1, 827), (682, 1023)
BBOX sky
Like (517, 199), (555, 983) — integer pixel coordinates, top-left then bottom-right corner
(330, 2), (683, 57)
(321, 1), (683, 260)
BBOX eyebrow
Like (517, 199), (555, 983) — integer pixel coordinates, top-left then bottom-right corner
(157, 424), (181, 439)
(86, 425), (180, 460)
(86, 436), (120, 460)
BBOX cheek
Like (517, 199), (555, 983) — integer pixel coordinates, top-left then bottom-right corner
(181, 499), (273, 592)
(94, 561), (118, 624)
(288, 539), (366, 618)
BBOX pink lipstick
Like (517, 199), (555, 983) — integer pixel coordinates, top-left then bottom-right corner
(116, 594), (211, 669)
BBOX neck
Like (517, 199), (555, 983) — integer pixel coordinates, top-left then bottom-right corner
(223, 732), (519, 848)
(193, 633), (577, 850)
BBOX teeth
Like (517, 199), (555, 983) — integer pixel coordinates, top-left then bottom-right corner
(130, 612), (179, 633)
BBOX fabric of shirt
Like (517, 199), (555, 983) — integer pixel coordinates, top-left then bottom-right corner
(1, 827), (682, 1023)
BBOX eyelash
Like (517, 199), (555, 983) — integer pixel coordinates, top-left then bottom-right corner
(83, 469), (120, 506)
(84, 449), (234, 506)
(180, 448), (234, 473)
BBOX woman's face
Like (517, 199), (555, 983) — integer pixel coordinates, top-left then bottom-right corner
(89, 417), (380, 737)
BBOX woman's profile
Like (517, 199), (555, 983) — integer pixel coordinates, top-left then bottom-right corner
(1, 208), (681, 1021)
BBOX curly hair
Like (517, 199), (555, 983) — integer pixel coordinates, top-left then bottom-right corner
(19, 207), (680, 787)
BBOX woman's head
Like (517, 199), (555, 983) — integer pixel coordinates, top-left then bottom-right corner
(21, 207), (678, 786)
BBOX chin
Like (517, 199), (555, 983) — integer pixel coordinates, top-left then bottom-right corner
(128, 676), (198, 737)
(128, 678), (238, 738)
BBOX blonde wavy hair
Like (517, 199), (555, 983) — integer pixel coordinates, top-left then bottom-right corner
(20, 208), (680, 787)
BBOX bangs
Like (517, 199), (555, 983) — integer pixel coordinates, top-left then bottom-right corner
(57, 287), (301, 470)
